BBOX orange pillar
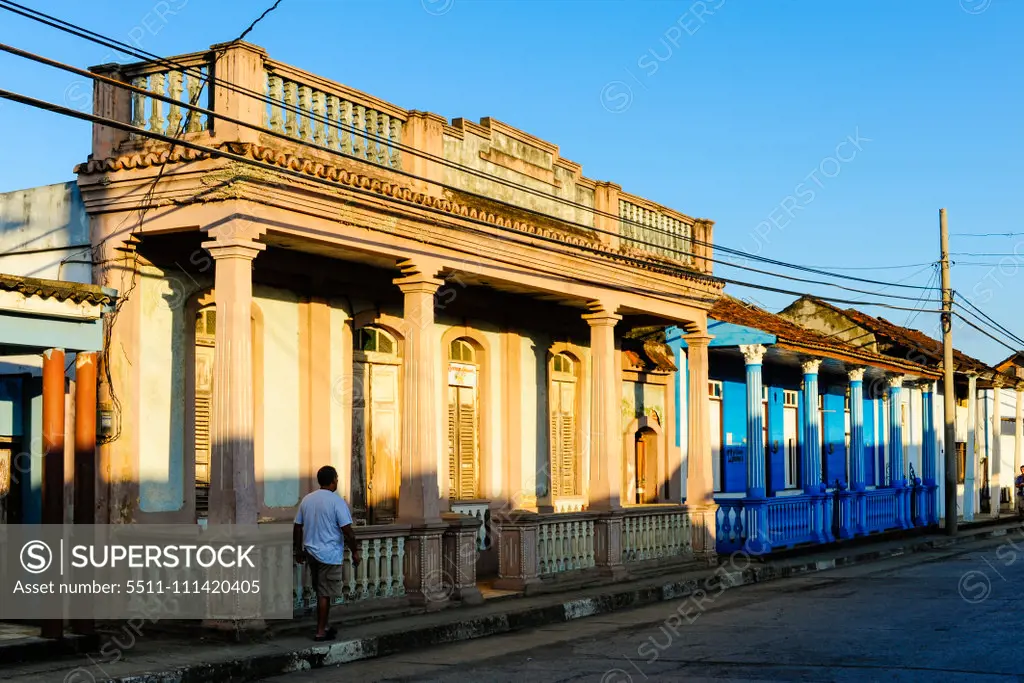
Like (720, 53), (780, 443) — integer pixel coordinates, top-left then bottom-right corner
(74, 352), (97, 525)
(41, 347), (65, 640)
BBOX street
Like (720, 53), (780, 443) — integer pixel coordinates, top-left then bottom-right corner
(268, 532), (1024, 683)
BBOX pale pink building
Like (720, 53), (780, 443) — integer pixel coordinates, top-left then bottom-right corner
(77, 41), (723, 610)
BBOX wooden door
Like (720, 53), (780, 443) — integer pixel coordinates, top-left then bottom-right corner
(367, 363), (400, 524)
(194, 309), (216, 519)
(710, 396), (723, 492)
(0, 444), (10, 524)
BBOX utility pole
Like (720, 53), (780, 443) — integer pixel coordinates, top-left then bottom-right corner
(941, 208), (957, 535)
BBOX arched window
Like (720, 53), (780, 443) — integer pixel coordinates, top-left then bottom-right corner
(550, 352), (580, 497)
(448, 338), (480, 500)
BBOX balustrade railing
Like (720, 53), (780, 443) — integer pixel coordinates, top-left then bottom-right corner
(264, 65), (405, 170)
(618, 196), (694, 265)
(537, 514), (595, 575)
(123, 56), (212, 139)
(621, 507), (692, 564)
(863, 488), (900, 534)
(765, 496), (816, 548)
(451, 500), (490, 551)
(293, 527), (407, 612)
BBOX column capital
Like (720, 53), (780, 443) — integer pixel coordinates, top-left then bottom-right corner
(394, 258), (444, 292)
(739, 344), (767, 365)
(991, 377), (1006, 389)
(582, 300), (622, 326)
(682, 333), (714, 348)
(801, 358), (821, 375)
(847, 367), (866, 383)
(887, 374), (904, 389)
(201, 238), (266, 261)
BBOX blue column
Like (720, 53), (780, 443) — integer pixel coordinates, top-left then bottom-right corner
(801, 358), (826, 543)
(888, 375), (907, 529)
(742, 345), (767, 497)
(888, 376), (905, 486)
(801, 359), (823, 493)
(922, 383), (937, 525)
(741, 345), (769, 551)
(848, 368), (866, 536)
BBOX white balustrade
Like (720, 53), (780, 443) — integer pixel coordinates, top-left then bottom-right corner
(537, 517), (595, 575)
(294, 533), (406, 611)
(621, 509), (693, 564)
(264, 71), (404, 170)
(618, 198), (693, 264)
(451, 501), (490, 550)
(127, 66), (210, 138)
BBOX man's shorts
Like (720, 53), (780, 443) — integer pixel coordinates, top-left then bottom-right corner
(307, 556), (345, 599)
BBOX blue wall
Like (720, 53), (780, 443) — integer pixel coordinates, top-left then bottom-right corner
(721, 378), (747, 492)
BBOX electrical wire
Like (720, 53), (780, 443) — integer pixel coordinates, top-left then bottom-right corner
(0, 84), (951, 320)
(0, 42), (945, 303)
(0, 2), (943, 294)
(953, 311), (1020, 355)
(954, 295), (1024, 349)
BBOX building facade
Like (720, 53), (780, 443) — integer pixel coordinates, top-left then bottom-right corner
(670, 297), (947, 554)
(74, 41), (723, 608)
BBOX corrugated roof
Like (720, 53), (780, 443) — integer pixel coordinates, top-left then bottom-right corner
(710, 296), (939, 376)
(0, 273), (114, 306)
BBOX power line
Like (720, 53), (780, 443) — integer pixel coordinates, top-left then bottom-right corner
(0, 43), (945, 306)
(953, 311), (1020, 355)
(0, 2), (943, 294)
(951, 232), (1024, 237)
(954, 294), (1024, 349)
(237, 0), (284, 42)
(0, 84), (950, 320)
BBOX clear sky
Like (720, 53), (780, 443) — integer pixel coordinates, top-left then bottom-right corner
(1, 0), (1021, 363)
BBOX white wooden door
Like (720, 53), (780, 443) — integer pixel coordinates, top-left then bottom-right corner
(710, 398), (723, 492)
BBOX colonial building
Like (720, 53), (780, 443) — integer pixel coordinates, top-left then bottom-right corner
(780, 296), (1020, 521)
(74, 41), (722, 608)
(671, 296), (947, 554)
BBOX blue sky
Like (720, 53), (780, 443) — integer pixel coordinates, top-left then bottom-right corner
(1, 0), (1021, 363)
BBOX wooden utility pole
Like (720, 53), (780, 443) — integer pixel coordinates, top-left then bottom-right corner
(941, 208), (957, 535)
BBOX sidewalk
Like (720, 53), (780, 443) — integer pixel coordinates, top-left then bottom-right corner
(2, 519), (1019, 683)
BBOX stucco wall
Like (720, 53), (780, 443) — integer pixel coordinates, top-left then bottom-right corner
(0, 182), (91, 283)
(442, 125), (595, 229)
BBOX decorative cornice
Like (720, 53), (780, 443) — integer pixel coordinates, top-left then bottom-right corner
(75, 142), (723, 290)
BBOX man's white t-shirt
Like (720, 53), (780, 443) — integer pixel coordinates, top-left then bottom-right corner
(295, 489), (353, 565)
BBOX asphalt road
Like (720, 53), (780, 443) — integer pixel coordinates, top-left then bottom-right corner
(267, 532), (1024, 683)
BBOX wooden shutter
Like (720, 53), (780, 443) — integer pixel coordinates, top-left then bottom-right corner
(448, 386), (459, 498)
(550, 380), (577, 497)
(458, 386), (477, 499)
(194, 343), (214, 517)
(0, 446), (9, 524)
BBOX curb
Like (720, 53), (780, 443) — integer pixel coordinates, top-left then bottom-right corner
(80, 521), (1024, 683)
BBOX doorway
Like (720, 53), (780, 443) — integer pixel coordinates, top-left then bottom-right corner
(634, 427), (658, 504)
(783, 392), (799, 489)
(353, 326), (402, 525)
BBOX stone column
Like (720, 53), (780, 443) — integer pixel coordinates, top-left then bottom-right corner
(848, 368), (867, 535)
(584, 304), (626, 578)
(800, 359), (825, 542)
(740, 345), (768, 550)
(800, 360), (823, 493)
(965, 373), (978, 521)
(394, 260), (446, 607)
(887, 376), (908, 528)
(683, 332), (716, 561)
(584, 304), (623, 511)
(991, 379), (1003, 518)
(202, 237), (265, 526)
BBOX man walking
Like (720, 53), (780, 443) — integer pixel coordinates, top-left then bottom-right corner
(294, 465), (360, 641)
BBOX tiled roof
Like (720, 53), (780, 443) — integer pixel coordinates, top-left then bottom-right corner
(0, 273), (114, 306)
(710, 296), (938, 376)
(804, 297), (997, 377)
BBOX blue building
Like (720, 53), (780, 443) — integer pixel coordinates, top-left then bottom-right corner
(668, 296), (945, 555)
